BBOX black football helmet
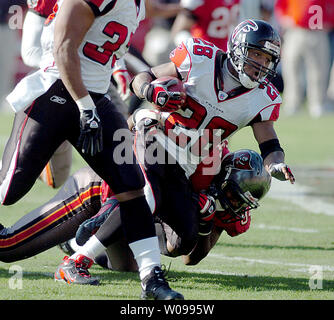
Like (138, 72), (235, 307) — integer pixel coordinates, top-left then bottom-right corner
(209, 149), (271, 219)
(227, 19), (281, 89)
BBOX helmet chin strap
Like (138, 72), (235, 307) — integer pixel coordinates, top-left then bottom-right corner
(228, 57), (258, 89)
(238, 72), (258, 89)
(235, 59), (259, 89)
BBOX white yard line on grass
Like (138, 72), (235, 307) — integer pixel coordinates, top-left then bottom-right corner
(267, 179), (334, 217)
(208, 253), (334, 272)
(253, 223), (318, 233)
(188, 269), (254, 277)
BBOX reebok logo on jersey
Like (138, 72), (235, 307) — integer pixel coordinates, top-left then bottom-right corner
(89, 121), (98, 129)
(50, 96), (67, 104)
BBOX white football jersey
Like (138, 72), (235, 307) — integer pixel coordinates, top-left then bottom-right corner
(7, 0), (145, 112)
(154, 38), (282, 178)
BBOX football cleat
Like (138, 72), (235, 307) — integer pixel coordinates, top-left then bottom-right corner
(141, 266), (184, 300)
(54, 255), (99, 285)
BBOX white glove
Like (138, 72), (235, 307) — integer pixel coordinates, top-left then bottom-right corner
(269, 163), (295, 183)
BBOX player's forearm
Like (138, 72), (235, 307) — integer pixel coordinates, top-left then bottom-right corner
(131, 62), (179, 99)
(182, 237), (212, 265)
(130, 71), (154, 99)
(54, 41), (88, 101)
(182, 229), (221, 265)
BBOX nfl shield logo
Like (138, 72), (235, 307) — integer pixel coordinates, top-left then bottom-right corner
(218, 91), (228, 100)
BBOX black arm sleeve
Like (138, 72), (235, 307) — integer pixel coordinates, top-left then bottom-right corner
(259, 138), (284, 160)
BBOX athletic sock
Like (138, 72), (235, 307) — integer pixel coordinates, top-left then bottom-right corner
(70, 235), (106, 262)
(129, 236), (161, 280)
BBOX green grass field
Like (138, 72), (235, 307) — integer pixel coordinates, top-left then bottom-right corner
(0, 110), (333, 300)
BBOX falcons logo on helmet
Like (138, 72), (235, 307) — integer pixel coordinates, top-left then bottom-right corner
(232, 19), (258, 41)
(233, 151), (253, 170)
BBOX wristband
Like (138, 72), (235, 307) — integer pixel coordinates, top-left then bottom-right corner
(75, 95), (95, 111)
(112, 69), (128, 76)
(139, 82), (150, 99)
(259, 138), (284, 160)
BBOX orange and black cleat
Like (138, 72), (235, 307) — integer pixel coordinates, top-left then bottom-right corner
(54, 255), (99, 285)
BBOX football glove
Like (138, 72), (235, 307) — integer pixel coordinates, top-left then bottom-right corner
(198, 193), (216, 236)
(144, 78), (185, 112)
(77, 107), (103, 157)
(198, 193), (216, 221)
(75, 197), (119, 246)
(268, 163), (295, 183)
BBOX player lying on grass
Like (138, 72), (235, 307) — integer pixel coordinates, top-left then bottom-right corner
(57, 148), (272, 279)
(0, 148), (270, 280)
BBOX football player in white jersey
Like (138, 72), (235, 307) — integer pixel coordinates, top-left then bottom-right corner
(20, 0), (131, 188)
(1, 0), (183, 300)
(130, 19), (295, 185)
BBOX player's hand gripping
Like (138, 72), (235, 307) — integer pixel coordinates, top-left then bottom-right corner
(77, 104), (103, 157)
(144, 78), (185, 112)
(268, 163), (295, 184)
(198, 193), (216, 236)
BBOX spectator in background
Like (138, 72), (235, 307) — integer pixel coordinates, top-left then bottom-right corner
(0, 1), (25, 112)
(170, 0), (240, 52)
(239, 0), (284, 92)
(328, 49), (334, 104)
(325, 11), (334, 105)
(239, 0), (261, 22)
(275, 0), (332, 118)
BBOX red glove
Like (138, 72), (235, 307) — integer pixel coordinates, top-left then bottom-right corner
(144, 77), (186, 112)
(198, 193), (216, 221)
(198, 193), (216, 236)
